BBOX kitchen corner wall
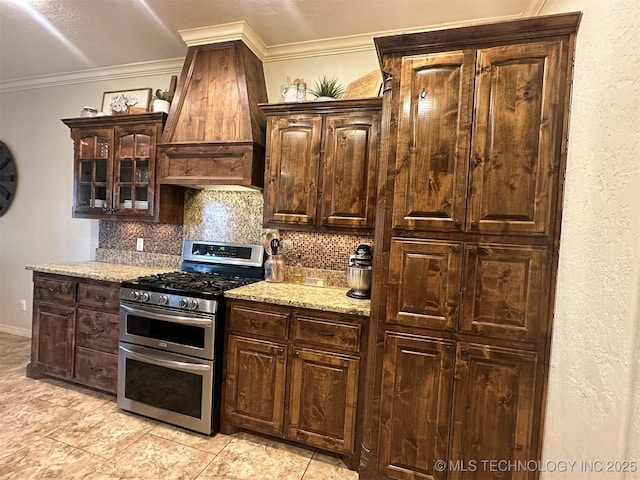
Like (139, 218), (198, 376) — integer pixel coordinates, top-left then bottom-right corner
(98, 189), (373, 271)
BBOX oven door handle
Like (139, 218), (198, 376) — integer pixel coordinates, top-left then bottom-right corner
(120, 304), (213, 327)
(119, 345), (211, 373)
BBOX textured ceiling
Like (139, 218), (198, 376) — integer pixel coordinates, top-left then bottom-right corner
(0, 0), (544, 83)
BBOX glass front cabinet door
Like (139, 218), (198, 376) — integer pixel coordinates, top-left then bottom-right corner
(64, 113), (174, 222)
(76, 129), (112, 213)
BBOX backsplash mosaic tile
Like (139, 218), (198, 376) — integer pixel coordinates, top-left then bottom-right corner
(97, 190), (374, 274)
(98, 221), (183, 255)
(278, 231), (374, 271)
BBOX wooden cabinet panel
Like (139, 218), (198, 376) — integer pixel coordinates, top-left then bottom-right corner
(77, 282), (120, 311)
(261, 98), (382, 232)
(461, 244), (548, 342)
(288, 348), (359, 454)
(74, 347), (118, 393)
(320, 113), (379, 229)
(228, 304), (289, 339)
(293, 315), (361, 353)
(449, 344), (538, 480)
(76, 309), (119, 354)
(264, 115), (322, 226)
(388, 238), (462, 331)
(393, 50), (475, 232)
(468, 41), (561, 235)
(33, 278), (76, 304)
(225, 335), (287, 436)
(378, 332), (455, 480)
(31, 303), (75, 378)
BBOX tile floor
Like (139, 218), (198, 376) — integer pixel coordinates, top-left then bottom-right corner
(0, 332), (358, 480)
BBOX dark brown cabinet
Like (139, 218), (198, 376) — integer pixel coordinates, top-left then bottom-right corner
(62, 113), (183, 223)
(261, 98), (381, 232)
(28, 272), (120, 393)
(392, 41), (563, 236)
(222, 299), (367, 468)
(362, 13), (580, 480)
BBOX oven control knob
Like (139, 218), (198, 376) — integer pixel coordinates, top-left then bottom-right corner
(141, 292), (150, 302)
(158, 295), (169, 305)
(179, 298), (189, 309)
(189, 299), (199, 310)
(130, 291), (140, 301)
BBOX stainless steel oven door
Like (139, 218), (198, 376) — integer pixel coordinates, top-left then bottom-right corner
(120, 301), (215, 359)
(118, 343), (214, 434)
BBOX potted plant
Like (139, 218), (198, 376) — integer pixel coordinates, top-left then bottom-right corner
(152, 89), (171, 114)
(309, 75), (345, 101)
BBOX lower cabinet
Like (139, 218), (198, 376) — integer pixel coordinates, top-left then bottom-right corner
(28, 272), (120, 394)
(222, 299), (366, 469)
(377, 332), (539, 480)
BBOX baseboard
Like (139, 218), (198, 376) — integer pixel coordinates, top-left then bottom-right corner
(0, 324), (31, 338)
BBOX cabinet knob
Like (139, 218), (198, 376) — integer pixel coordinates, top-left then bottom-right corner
(474, 154), (483, 166)
(293, 350), (299, 358)
(65, 310), (73, 316)
(277, 348), (285, 356)
(452, 245), (460, 253)
(468, 246), (477, 254)
(470, 221), (478, 229)
(47, 287), (55, 293)
(453, 220), (462, 229)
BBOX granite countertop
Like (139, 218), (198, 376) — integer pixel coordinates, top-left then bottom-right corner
(225, 281), (370, 317)
(26, 261), (176, 283)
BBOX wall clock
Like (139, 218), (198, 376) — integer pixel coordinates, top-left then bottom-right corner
(0, 141), (17, 217)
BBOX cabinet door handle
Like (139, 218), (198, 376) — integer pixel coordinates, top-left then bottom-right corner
(89, 366), (104, 373)
(250, 319), (265, 328)
(94, 295), (106, 301)
(65, 310), (73, 316)
(92, 328), (105, 333)
(317, 331), (335, 338)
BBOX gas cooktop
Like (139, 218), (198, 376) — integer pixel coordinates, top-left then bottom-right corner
(122, 271), (260, 298)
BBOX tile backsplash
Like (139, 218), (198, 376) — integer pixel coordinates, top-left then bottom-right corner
(98, 190), (373, 271)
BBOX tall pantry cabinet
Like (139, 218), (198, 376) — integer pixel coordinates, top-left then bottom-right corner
(360, 13), (581, 480)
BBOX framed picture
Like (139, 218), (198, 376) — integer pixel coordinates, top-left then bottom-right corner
(101, 88), (152, 115)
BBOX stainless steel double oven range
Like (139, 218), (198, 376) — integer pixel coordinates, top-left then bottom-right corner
(118, 240), (264, 435)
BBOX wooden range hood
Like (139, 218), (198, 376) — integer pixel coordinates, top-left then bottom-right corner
(157, 40), (268, 188)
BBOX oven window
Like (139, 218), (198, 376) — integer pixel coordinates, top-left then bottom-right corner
(124, 358), (203, 418)
(127, 314), (205, 348)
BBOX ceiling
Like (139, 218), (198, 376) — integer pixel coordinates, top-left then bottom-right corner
(0, 0), (545, 84)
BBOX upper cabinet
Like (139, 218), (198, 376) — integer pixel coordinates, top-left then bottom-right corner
(261, 98), (382, 232)
(393, 41), (564, 236)
(63, 113), (183, 223)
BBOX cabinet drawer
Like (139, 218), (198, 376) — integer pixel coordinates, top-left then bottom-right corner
(293, 316), (361, 353)
(229, 305), (289, 339)
(34, 278), (76, 304)
(77, 282), (120, 311)
(74, 347), (118, 393)
(76, 309), (119, 354)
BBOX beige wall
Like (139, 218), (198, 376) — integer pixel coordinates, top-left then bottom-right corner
(538, 0), (640, 478)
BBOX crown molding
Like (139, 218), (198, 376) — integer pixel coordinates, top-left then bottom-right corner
(0, 58), (184, 94)
(179, 21), (268, 60)
(524, 0), (547, 16)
